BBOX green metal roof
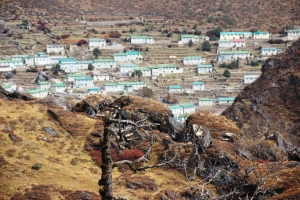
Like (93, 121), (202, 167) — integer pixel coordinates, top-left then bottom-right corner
(192, 82), (204, 85)
(148, 64), (178, 69)
(181, 34), (198, 39)
(59, 58), (77, 63)
(134, 67), (150, 71)
(286, 29), (300, 33)
(89, 38), (106, 41)
(220, 32), (252, 35)
(168, 85), (181, 89)
(253, 31), (269, 34)
(77, 60), (93, 64)
(75, 77), (93, 81)
(67, 73), (84, 77)
(197, 64), (212, 68)
(37, 81), (50, 85)
(219, 40), (231, 42)
(126, 51), (141, 55)
(12, 55), (30, 58)
(198, 98), (212, 101)
(52, 83), (66, 87)
(168, 105), (182, 110)
(181, 103), (195, 108)
(27, 89), (49, 94)
(120, 63), (138, 67)
(1, 85), (10, 89)
(0, 60), (22, 63)
(103, 82), (119, 86)
(131, 35), (153, 39)
(114, 53), (127, 56)
(218, 97), (235, 101)
(94, 59), (115, 63)
(88, 88), (100, 91)
(183, 56), (202, 60)
(261, 48), (277, 50)
(219, 51), (250, 55)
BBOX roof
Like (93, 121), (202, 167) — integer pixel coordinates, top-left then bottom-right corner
(103, 82), (119, 86)
(12, 55), (29, 58)
(114, 53), (127, 56)
(181, 34), (198, 39)
(37, 81), (50, 85)
(126, 51), (141, 55)
(182, 103), (195, 108)
(183, 56), (202, 60)
(131, 35), (153, 39)
(168, 85), (181, 89)
(261, 48), (278, 50)
(93, 59), (115, 63)
(253, 31), (269, 34)
(89, 38), (106, 41)
(119, 63), (138, 67)
(134, 67), (150, 71)
(0, 60), (22, 63)
(59, 58), (77, 63)
(148, 64), (178, 69)
(244, 75), (260, 78)
(88, 87), (100, 91)
(197, 64), (213, 68)
(286, 29), (300, 33)
(168, 105), (182, 110)
(75, 77), (93, 81)
(34, 52), (49, 57)
(219, 51), (250, 55)
(192, 82), (204, 85)
(218, 97), (235, 101)
(219, 40), (231, 42)
(27, 89), (48, 94)
(1, 85), (10, 89)
(116, 82), (146, 86)
(198, 97), (212, 101)
(52, 83), (66, 87)
(220, 32), (252, 35)
(77, 60), (93, 64)
(67, 73), (84, 77)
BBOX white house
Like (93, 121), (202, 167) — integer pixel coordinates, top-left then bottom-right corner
(181, 35), (199, 43)
(103, 82), (124, 92)
(261, 48), (283, 56)
(12, 55), (34, 66)
(49, 56), (67, 65)
(183, 56), (203, 65)
(219, 39), (246, 48)
(286, 29), (300, 40)
(36, 81), (51, 90)
(34, 52), (50, 66)
(131, 36), (154, 44)
(27, 89), (49, 98)
(192, 82), (205, 91)
(77, 60), (93, 70)
(0, 65), (13, 72)
(198, 98), (213, 106)
(197, 64), (213, 74)
(0, 60), (23, 69)
(244, 75), (259, 84)
(74, 77), (94, 88)
(114, 51), (143, 62)
(1, 83), (16, 92)
(134, 67), (151, 76)
(117, 82), (146, 91)
(93, 59), (116, 69)
(182, 103), (196, 115)
(88, 87), (101, 94)
(218, 97), (235, 104)
(252, 32), (270, 39)
(167, 85), (182, 92)
(50, 83), (66, 93)
(220, 32), (252, 40)
(59, 58), (78, 72)
(47, 44), (64, 54)
(119, 63), (138, 74)
(218, 50), (251, 62)
(88, 38), (106, 49)
(93, 73), (110, 81)
(148, 64), (183, 76)
(168, 105), (183, 116)
(66, 73), (85, 82)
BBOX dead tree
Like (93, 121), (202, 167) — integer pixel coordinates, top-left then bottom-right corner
(97, 110), (177, 200)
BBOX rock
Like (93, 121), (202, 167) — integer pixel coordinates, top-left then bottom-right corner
(47, 109), (59, 121)
(43, 127), (59, 137)
(32, 163), (42, 170)
(235, 149), (253, 161)
(265, 133), (286, 153)
(85, 107), (95, 117)
(9, 133), (22, 142)
(0, 20), (5, 33)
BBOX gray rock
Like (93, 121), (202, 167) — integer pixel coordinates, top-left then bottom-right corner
(43, 127), (59, 136)
(0, 20), (5, 33)
(85, 107), (95, 117)
(236, 149), (253, 161)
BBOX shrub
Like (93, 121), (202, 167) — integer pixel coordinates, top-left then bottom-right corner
(32, 163), (42, 170)
(77, 39), (87, 46)
(109, 31), (121, 38)
(250, 61), (259, 66)
(61, 34), (70, 39)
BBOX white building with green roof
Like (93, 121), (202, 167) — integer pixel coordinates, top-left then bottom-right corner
(49, 56), (67, 65)
(197, 64), (213, 74)
(12, 55), (34, 66)
(119, 63), (138, 74)
(168, 103), (196, 118)
(0, 59), (23, 69)
(131, 36), (154, 44)
(59, 58), (78, 72)
(93, 59), (116, 69)
(27, 89), (49, 98)
(34, 52), (50, 66)
(66, 73), (85, 82)
(286, 29), (300, 40)
(192, 82), (205, 91)
(218, 50), (251, 62)
(114, 51), (143, 62)
(1, 83), (16, 93)
(252, 31), (270, 39)
(36, 81), (51, 90)
(183, 56), (203, 65)
(88, 38), (106, 49)
(219, 39), (246, 48)
(47, 44), (64, 54)
(77, 60), (93, 70)
(167, 85), (182, 92)
(134, 67), (151, 76)
(74, 77), (94, 88)
(198, 98), (213, 106)
(50, 83), (66, 93)
(261, 48), (283, 56)
(220, 32), (253, 40)
(148, 64), (183, 76)
(103, 82), (146, 92)
(180, 34), (199, 43)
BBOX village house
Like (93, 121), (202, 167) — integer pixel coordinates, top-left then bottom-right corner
(12, 55), (34, 66)
(88, 38), (106, 49)
(286, 29), (300, 40)
(118, 82), (146, 91)
(197, 64), (213, 74)
(119, 63), (138, 74)
(103, 82), (124, 92)
(114, 51), (143, 62)
(219, 39), (246, 48)
(27, 89), (49, 98)
(252, 31), (270, 39)
(77, 60), (93, 70)
(218, 50), (251, 62)
(220, 32), (253, 40)
(50, 83), (66, 93)
(244, 75), (260, 84)
(0, 65), (13, 72)
(198, 98), (213, 106)
(218, 97), (235, 104)
(34, 52), (50, 66)
(168, 103), (196, 117)
(168, 105), (183, 116)
(59, 58), (78, 72)
(93, 59), (116, 69)
(134, 67), (151, 76)
(66, 73), (85, 82)
(192, 82), (205, 91)
(49, 56), (67, 65)
(36, 81), (51, 90)
(74, 77), (94, 88)
(183, 56), (203, 65)
(131, 36), (155, 44)
(92, 73), (110, 81)
(261, 48), (283, 56)
(0, 60), (23, 69)
(47, 44), (64, 54)
(180, 34), (199, 43)
(167, 85), (182, 92)
(88, 87), (101, 94)
(148, 64), (183, 76)
(1, 83), (16, 92)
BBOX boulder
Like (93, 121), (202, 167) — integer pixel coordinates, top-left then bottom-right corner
(43, 127), (59, 137)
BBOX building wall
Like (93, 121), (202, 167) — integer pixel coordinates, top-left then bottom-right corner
(198, 100), (213, 106)
(93, 75), (110, 81)
(183, 58), (202, 65)
(192, 84), (204, 91)
(197, 67), (212, 74)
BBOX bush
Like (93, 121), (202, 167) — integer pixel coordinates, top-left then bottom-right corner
(32, 163), (42, 170)
(61, 34), (70, 39)
(109, 31), (121, 38)
(250, 61), (259, 66)
(77, 39), (87, 46)
(202, 41), (211, 51)
(223, 69), (231, 78)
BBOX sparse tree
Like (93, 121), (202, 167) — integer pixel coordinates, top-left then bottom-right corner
(88, 64), (94, 71)
(12, 69), (17, 75)
(188, 39), (193, 47)
(93, 47), (101, 59)
(202, 41), (211, 51)
(51, 64), (61, 77)
(223, 69), (231, 78)
(141, 87), (154, 98)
